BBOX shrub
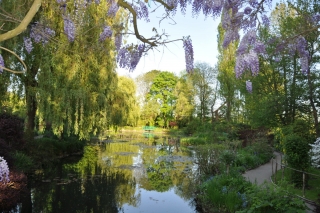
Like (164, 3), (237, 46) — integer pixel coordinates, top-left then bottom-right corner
(238, 182), (306, 213)
(12, 151), (34, 173)
(199, 174), (251, 212)
(284, 134), (311, 187)
(194, 144), (226, 175)
(0, 113), (25, 150)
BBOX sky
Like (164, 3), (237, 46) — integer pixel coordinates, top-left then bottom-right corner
(116, 5), (221, 78)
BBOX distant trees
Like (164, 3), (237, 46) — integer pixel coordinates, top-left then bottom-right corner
(147, 71), (178, 128)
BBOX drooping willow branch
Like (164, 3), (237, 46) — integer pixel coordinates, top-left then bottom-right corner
(0, 0), (41, 42)
(0, 46), (27, 73)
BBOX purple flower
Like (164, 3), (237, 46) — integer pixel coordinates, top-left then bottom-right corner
(108, 1), (119, 17)
(300, 56), (309, 75)
(30, 23), (55, 45)
(115, 33), (122, 52)
(99, 26), (113, 41)
(246, 80), (252, 93)
(0, 55), (4, 73)
(64, 17), (76, 42)
(24, 37), (33, 53)
(244, 7), (252, 15)
(261, 14), (270, 27)
(0, 156), (10, 183)
(183, 36), (194, 73)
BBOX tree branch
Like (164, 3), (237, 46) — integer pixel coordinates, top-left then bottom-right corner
(118, 0), (157, 47)
(0, 0), (41, 42)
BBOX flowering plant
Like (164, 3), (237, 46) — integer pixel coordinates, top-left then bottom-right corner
(310, 138), (320, 168)
(0, 156), (10, 183)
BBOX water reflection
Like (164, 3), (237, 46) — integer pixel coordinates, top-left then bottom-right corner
(8, 134), (199, 213)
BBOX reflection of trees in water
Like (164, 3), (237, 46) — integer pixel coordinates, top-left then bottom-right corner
(31, 171), (134, 213)
(23, 145), (139, 213)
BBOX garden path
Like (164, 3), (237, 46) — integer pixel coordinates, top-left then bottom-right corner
(242, 151), (281, 185)
(242, 151), (316, 213)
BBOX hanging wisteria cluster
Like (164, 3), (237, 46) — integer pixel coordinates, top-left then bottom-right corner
(0, 54), (4, 73)
(246, 80), (252, 93)
(117, 44), (145, 71)
(99, 26), (113, 41)
(0, 156), (10, 183)
(22, 22), (56, 53)
(183, 36), (194, 73)
(6, 0), (317, 75)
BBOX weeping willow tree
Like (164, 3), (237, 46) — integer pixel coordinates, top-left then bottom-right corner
(0, 0), (128, 140)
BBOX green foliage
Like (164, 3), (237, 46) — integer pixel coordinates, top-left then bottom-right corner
(199, 174), (251, 212)
(26, 135), (85, 169)
(194, 144), (226, 175)
(0, 112), (25, 150)
(284, 134), (311, 186)
(12, 151), (33, 173)
(234, 142), (273, 171)
(238, 182), (306, 213)
(148, 71), (178, 128)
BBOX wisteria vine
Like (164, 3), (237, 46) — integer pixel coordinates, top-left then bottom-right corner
(0, 0), (317, 76)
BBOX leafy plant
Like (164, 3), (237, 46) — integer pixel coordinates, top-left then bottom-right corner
(284, 134), (311, 187)
(12, 151), (34, 173)
(239, 182), (306, 213)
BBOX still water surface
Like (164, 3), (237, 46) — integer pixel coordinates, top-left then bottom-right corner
(11, 133), (200, 213)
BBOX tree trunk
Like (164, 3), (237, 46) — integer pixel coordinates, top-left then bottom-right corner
(24, 65), (38, 141)
(307, 70), (320, 137)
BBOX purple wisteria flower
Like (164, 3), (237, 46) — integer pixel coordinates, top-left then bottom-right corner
(244, 7), (252, 15)
(0, 156), (10, 183)
(235, 50), (259, 78)
(64, 17), (76, 42)
(246, 80), (252, 93)
(138, 1), (150, 22)
(24, 37), (33, 53)
(261, 14), (270, 27)
(0, 54), (4, 73)
(30, 23), (56, 45)
(183, 36), (194, 73)
(108, 1), (119, 17)
(115, 33), (122, 52)
(99, 26), (113, 41)
(117, 44), (145, 71)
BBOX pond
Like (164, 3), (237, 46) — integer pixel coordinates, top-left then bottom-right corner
(9, 133), (202, 213)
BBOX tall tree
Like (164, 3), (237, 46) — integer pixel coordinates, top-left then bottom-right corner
(174, 73), (195, 127)
(191, 62), (217, 122)
(217, 23), (238, 122)
(148, 71), (177, 128)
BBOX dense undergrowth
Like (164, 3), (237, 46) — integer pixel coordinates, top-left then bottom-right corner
(0, 112), (86, 211)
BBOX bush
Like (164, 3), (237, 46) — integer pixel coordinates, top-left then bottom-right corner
(284, 134), (311, 187)
(12, 151), (34, 173)
(0, 113), (25, 150)
(194, 144), (226, 175)
(199, 174), (251, 212)
(238, 182), (306, 213)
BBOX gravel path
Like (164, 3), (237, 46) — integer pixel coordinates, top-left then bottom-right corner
(242, 151), (281, 185)
(242, 152), (316, 212)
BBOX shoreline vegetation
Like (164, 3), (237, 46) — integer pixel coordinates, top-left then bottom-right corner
(1, 117), (320, 212)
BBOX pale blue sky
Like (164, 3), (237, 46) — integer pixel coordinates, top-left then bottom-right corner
(117, 1), (278, 78)
(117, 6), (221, 78)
